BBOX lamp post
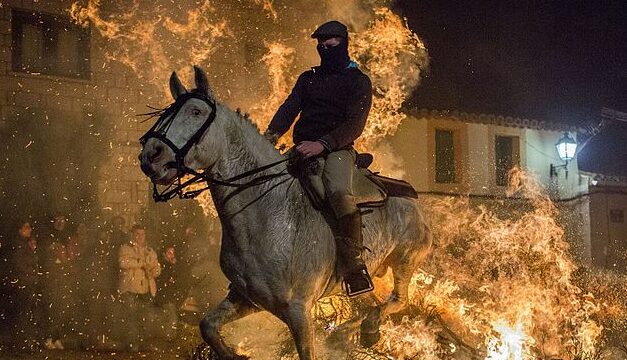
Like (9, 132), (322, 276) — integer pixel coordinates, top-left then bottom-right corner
(550, 132), (578, 178)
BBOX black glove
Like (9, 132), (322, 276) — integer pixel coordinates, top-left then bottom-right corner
(263, 129), (280, 145)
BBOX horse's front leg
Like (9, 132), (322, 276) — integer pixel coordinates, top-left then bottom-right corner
(199, 289), (260, 360)
(282, 301), (315, 360)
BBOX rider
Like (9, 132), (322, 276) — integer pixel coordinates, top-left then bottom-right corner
(264, 20), (374, 296)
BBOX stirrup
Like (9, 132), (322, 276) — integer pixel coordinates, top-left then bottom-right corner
(342, 269), (374, 297)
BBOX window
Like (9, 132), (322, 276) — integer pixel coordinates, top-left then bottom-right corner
(435, 129), (456, 183)
(12, 10), (90, 79)
(495, 135), (519, 186)
(610, 209), (624, 223)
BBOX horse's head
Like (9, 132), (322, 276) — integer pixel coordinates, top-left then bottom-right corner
(139, 66), (225, 185)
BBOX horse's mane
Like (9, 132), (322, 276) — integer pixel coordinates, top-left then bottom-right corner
(218, 101), (283, 159)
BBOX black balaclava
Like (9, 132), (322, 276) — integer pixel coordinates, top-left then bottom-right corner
(317, 37), (350, 72)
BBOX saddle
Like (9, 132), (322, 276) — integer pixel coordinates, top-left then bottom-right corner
(289, 152), (418, 211)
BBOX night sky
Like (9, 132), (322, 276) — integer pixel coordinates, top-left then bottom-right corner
(395, 0), (627, 124)
(394, 1), (627, 175)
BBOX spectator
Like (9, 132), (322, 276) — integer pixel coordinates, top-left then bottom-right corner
(109, 215), (129, 295)
(2, 220), (41, 351)
(68, 222), (89, 298)
(46, 214), (71, 246)
(39, 214), (70, 279)
(68, 222), (93, 343)
(83, 228), (123, 350)
(118, 224), (161, 351)
(110, 215), (129, 249)
(156, 246), (185, 309)
(41, 213), (75, 350)
(88, 229), (118, 297)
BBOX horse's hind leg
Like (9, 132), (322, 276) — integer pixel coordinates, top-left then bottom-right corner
(199, 289), (260, 360)
(279, 301), (315, 360)
(360, 234), (431, 347)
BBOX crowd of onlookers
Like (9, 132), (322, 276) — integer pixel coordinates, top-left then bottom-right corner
(0, 212), (226, 353)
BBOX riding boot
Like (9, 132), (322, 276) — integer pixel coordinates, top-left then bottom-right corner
(335, 211), (374, 297)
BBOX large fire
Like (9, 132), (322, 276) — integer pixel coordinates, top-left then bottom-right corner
(345, 168), (606, 359)
(68, 1), (627, 359)
(297, 168), (611, 360)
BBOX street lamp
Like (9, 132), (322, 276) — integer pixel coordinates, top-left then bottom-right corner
(550, 132), (578, 178)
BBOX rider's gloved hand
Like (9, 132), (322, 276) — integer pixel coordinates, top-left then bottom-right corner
(296, 141), (326, 158)
(263, 130), (280, 145)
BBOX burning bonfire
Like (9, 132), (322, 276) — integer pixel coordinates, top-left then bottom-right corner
(69, 1), (626, 359)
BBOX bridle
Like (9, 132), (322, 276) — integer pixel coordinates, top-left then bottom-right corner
(139, 92), (292, 202)
(140, 92), (217, 170)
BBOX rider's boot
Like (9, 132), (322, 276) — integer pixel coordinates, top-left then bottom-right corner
(335, 211), (374, 297)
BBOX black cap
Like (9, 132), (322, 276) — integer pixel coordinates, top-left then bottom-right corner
(311, 20), (348, 39)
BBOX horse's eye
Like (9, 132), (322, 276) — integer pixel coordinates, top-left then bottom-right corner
(192, 109), (201, 116)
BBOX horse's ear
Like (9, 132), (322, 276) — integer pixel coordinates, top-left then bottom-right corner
(169, 71), (188, 100)
(193, 65), (213, 98)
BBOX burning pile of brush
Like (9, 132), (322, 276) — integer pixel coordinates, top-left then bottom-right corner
(304, 168), (626, 360)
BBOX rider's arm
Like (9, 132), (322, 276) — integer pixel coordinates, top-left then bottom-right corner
(265, 73), (306, 141)
(318, 74), (372, 151)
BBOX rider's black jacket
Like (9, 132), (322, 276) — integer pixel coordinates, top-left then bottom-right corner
(266, 64), (372, 151)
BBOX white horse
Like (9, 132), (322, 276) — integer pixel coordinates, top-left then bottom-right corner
(138, 66), (431, 360)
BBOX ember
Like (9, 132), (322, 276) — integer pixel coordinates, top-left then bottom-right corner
(0, 1), (614, 359)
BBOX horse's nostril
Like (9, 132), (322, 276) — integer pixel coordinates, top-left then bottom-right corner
(149, 145), (164, 162)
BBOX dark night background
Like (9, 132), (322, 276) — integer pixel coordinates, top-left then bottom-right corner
(394, 0), (627, 176)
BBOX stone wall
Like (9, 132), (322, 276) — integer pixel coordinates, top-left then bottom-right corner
(0, 0), (157, 225)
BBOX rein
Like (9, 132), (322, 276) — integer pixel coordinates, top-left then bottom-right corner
(152, 156), (294, 202)
(139, 92), (296, 202)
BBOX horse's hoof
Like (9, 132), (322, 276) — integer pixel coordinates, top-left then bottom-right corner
(360, 307), (382, 348)
(326, 329), (350, 347)
(360, 329), (380, 348)
(190, 343), (249, 360)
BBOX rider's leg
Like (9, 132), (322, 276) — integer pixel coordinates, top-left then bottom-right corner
(199, 289), (260, 359)
(323, 149), (374, 297)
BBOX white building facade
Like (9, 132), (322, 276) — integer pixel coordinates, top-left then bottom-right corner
(386, 109), (625, 269)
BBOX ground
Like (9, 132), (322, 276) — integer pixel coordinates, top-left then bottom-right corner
(0, 312), (287, 360)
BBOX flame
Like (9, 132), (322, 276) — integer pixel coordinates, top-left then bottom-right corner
(395, 168), (601, 359)
(253, 0), (278, 21)
(485, 317), (533, 360)
(351, 7), (428, 149)
(70, 0), (232, 98)
(313, 169), (607, 359)
(249, 41), (296, 130)
(379, 317), (441, 360)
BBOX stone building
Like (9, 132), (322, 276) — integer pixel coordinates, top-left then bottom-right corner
(0, 1), (157, 227)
